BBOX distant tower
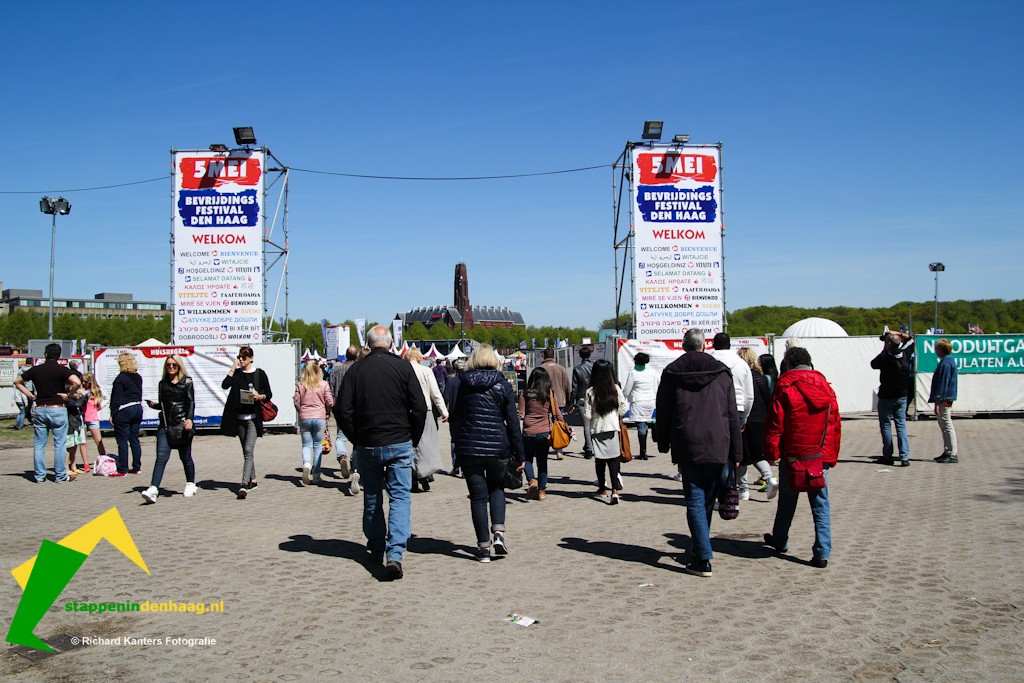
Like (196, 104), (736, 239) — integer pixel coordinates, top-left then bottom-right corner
(454, 263), (473, 330)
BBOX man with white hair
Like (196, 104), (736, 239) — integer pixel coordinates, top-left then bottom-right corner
(338, 326), (426, 580)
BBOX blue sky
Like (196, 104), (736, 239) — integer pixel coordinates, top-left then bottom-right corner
(1, 1), (1021, 330)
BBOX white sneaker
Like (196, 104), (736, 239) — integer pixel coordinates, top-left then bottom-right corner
(183, 482), (197, 498)
(672, 473), (682, 481)
(739, 490), (750, 501)
(350, 472), (361, 494)
(141, 486), (158, 504)
(302, 463), (311, 485)
(766, 477), (779, 500)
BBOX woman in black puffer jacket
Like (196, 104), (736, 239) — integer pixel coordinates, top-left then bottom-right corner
(141, 355), (196, 503)
(452, 344), (525, 563)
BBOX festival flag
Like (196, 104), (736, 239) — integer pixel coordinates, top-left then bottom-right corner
(355, 319), (367, 347)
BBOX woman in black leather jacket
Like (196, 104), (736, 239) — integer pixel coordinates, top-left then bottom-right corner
(141, 355), (196, 503)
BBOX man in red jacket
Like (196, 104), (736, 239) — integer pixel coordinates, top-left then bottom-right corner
(762, 346), (841, 568)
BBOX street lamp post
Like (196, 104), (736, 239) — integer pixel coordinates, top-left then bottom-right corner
(928, 262), (945, 332)
(39, 197), (71, 340)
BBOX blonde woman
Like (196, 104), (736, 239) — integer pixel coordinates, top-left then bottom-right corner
(81, 373), (108, 467)
(110, 353), (144, 476)
(142, 355), (196, 503)
(451, 344), (525, 561)
(737, 347), (779, 500)
(293, 359), (334, 485)
(405, 347), (448, 492)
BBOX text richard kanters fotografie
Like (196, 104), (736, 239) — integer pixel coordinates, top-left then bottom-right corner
(69, 635), (216, 648)
(66, 599), (225, 616)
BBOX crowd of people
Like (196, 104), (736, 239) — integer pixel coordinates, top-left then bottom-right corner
(14, 325), (962, 580)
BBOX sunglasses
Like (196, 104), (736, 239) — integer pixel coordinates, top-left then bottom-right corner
(166, 363), (178, 368)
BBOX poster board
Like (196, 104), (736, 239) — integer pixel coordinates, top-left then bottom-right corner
(632, 146), (724, 340)
(172, 149), (265, 345)
(92, 343), (297, 429)
(615, 337), (767, 387)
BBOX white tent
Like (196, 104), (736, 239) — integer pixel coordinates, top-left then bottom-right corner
(445, 345), (467, 360)
(424, 344), (444, 359)
(137, 338), (166, 347)
(781, 317), (848, 338)
(301, 349), (323, 361)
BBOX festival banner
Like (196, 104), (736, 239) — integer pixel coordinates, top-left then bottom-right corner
(323, 324), (349, 360)
(917, 335), (1024, 374)
(632, 146), (724, 340)
(392, 320), (403, 352)
(172, 150), (265, 345)
(355, 319), (366, 347)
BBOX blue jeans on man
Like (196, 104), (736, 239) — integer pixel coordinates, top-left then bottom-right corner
(33, 406), (69, 482)
(877, 396), (909, 461)
(355, 441), (414, 563)
(678, 462), (728, 561)
(771, 461), (831, 561)
(15, 401), (29, 430)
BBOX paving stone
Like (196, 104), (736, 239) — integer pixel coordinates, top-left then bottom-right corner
(0, 416), (1021, 681)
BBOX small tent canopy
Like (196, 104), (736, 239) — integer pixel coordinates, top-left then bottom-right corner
(424, 344), (444, 359)
(137, 338), (166, 347)
(445, 345), (467, 360)
(301, 349), (323, 361)
(780, 317), (848, 338)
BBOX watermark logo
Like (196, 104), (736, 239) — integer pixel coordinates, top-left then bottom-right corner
(6, 508), (148, 651)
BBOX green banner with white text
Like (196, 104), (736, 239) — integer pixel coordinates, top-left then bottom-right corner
(917, 334), (1024, 374)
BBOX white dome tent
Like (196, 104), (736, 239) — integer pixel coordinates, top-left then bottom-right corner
(780, 317), (848, 338)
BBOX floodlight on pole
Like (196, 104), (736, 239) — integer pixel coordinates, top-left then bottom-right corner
(929, 262), (945, 331)
(642, 121), (663, 140)
(233, 127), (257, 146)
(673, 134), (690, 144)
(39, 196), (71, 340)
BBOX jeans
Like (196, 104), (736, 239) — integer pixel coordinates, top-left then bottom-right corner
(152, 427), (195, 487)
(355, 441), (413, 562)
(523, 433), (550, 490)
(575, 400), (593, 452)
(15, 402), (28, 430)
(877, 396), (909, 460)
(300, 418), (327, 475)
(937, 404), (957, 456)
(112, 404), (143, 474)
(32, 406), (69, 482)
(461, 455), (508, 548)
(771, 460), (832, 560)
(679, 462), (728, 561)
(238, 418), (258, 483)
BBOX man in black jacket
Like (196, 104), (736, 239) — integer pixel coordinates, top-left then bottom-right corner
(338, 326), (426, 580)
(569, 346), (595, 458)
(870, 331), (914, 467)
(656, 328), (742, 578)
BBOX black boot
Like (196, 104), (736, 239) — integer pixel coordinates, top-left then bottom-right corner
(638, 433), (648, 460)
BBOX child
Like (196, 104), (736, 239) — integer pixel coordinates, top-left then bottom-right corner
(81, 373), (107, 469)
(65, 381), (89, 474)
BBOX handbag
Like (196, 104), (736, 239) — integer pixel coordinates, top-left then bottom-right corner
(159, 401), (188, 447)
(502, 456), (524, 490)
(619, 420), (632, 463)
(784, 405), (831, 493)
(253, 370), (279, 421)
(546, 389), (572, 450)
(718, 466), (740, 520)
(322, 430), (332, 455)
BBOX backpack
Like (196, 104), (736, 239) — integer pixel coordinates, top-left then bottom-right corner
(93, 455), (117, 476)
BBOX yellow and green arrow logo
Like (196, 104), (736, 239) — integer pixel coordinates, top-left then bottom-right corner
(6, 507), (149, 651)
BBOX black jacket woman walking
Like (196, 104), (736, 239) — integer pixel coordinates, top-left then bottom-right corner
(452, 344), (525, 562)
(142, 355), (196, 503)
(221, 346), (272, 498)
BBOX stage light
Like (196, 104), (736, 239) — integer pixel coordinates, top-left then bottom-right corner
(233, 127), (256, 145)
(673, 134), (690, 143)
(209, 144), (229, 151)
(928, 262), (945, 272)
(642, 121), (663, 140)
